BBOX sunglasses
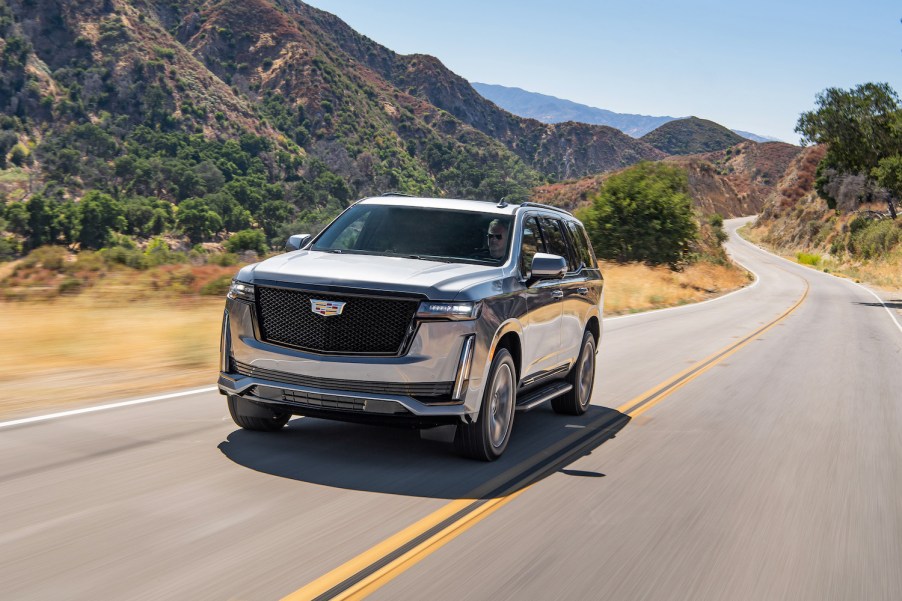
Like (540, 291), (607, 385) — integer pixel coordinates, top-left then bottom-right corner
(486, 233), (504, 240)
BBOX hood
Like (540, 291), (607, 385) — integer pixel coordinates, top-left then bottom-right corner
(243, 251), (504, 300)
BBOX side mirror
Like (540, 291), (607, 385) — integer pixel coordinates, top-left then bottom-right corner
(530, 253), (567, 280)
(284, 234), (312, 252)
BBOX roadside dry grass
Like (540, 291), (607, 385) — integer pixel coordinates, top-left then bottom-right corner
(2, 260), (749, 420)
(0, 297), (223, 419)
(741, 224), (902, 291)
(601, 260), (750, 315)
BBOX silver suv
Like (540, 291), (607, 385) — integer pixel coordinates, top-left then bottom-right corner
(218, 196), (603, 460)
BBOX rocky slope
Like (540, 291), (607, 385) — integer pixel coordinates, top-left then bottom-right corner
(531, 141), (806, 218)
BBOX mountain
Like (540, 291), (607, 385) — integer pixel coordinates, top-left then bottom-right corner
(0, 0), (664, 214)
(641, 117), (747, 155)
(471, 83), (678, 138)
(295, 15), (665, 179)
(732, 130), (783, 143)
(531, 141), (805, 218)
(472, 83), (777, 143)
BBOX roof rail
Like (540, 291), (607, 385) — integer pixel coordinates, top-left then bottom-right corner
(517, 202), (573, 216)
(379, 191), (414, 197)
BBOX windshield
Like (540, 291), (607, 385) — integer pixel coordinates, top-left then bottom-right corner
(312, 204), (513, 265)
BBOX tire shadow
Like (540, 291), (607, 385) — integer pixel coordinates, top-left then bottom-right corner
(217, 404), (629, 499)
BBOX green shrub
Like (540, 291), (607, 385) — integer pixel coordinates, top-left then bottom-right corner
(144, 237), (189, 266)
(75, 250), (106, 272)
(23, 246), (67, 271)
(100, 246), (148, 269)
(58, 276), (82, 295)
(849, 219), (902, 259)
(208, 252), (239, 267)
(224, 228), (267, 254)
(199, 274), (232, 296)
(797, 252), (821, 266)
(0, 235), (20, 261)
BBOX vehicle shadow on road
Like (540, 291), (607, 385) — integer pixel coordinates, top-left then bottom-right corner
(855, 300), (902, 309)
(217, 405), (629, 499)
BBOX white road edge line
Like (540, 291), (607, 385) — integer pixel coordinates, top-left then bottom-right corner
(734, 225), (902, 336)
(606, 219), (761, 322)
(0, 386), (218, 429)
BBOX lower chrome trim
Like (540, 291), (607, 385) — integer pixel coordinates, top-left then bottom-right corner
(452, 335), (476, 401)
(220, 310), (231, 374)
(218, 373), (468, 417)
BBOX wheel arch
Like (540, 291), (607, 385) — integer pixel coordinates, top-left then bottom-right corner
(488, 320), (523, 383)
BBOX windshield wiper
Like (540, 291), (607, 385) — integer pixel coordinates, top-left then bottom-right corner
(407, 254), (457, 263)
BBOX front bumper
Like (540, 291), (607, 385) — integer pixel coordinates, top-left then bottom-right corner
(219, 299), (482, 421)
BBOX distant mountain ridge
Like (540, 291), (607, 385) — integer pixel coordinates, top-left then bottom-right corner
(472, 83), (677, 138)
(473, 83), (780, 142)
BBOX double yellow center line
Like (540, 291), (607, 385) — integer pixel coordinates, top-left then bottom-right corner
(283, 282), (809, 600)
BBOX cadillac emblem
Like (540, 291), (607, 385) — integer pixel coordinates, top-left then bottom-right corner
(310, 299), (346, 317)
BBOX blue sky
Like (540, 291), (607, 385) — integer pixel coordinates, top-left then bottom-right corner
(304, 0), (902, 143)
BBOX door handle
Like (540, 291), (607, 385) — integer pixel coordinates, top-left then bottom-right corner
(551, 290), (564, 300)
(577, 287), (589, 295)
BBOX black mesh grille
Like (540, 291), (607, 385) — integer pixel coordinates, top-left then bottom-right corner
(255, 287), (419, 355)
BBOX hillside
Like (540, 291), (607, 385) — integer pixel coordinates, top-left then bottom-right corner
(0, 0), (666, 259)
(300, 12), (666, 178)
(745, 144), (902, 289)
(641, 117), (747, 155)
(472, 83), (678, 138)
(531, 141), (805, 218)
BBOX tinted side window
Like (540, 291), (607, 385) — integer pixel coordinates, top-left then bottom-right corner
(566, 221), (596, 270)
(519, 216), (544, 276)
(539, 217), (576, 272)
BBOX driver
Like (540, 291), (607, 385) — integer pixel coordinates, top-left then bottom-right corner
(487, 219), (509, 260)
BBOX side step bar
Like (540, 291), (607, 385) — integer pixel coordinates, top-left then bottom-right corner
(515, 381), (572, 412)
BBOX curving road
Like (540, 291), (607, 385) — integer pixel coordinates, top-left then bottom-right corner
(2, 217), (901, 600)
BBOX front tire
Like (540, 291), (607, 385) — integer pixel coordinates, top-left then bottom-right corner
(227, 395), (291, 431)
(552, 331), (596, 415)
(455, 348), (517, 461)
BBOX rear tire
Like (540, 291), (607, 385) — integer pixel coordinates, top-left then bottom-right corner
(455, 348), (516, 461)
(552, 331), (596, 415)
(227, 395), (291, 431)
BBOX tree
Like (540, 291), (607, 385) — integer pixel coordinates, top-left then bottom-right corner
(176, 197), (222, 243)
(796, 83), (901, 218)
(224, 229), (267, 255)
(257, 200), (295, 240)
(77, 191), (126, 249)
(4, 201), (29, 236)
(26, 194), (58, 247)
(583, 162), (698, 266)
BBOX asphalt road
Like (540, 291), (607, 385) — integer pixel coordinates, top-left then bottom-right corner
(3, 217), (901, 600)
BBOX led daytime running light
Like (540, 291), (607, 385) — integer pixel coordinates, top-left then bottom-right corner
(416, 301), (479, 320)
(227, 280), (255, 303)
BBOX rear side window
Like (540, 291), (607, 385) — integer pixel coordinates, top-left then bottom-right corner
(539, 217), (576, 272)
(566, 221), (597, 270)
(519, 216), (544, 276)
